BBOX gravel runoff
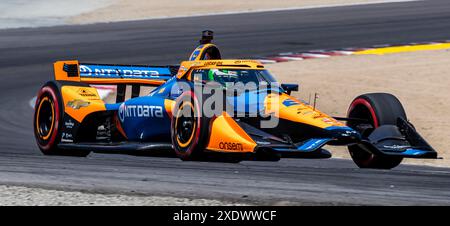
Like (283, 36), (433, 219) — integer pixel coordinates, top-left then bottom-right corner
(0, 185), (246, 206)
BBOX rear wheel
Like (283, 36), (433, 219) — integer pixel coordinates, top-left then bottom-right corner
(33, 82), (90, 157)
(347, 93), (405, 169)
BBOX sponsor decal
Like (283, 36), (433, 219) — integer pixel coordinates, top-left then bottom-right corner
(219, 142), (243, 151)
(77, 88), (98, 98)
(383, 145), (410, 150)
(304, 139), (325, 150)
(234, 60), (259, 64)
(256, 141), (271, 145)
(204, 61), (223, 66)
(118, 103), (163, 122)
(282, 99), (300, 107)
(64, 119), (75, 129)
(67, 99), (90, 110)
(340, 130), (359, 137)
(189, 50), (201, 61)
(61, 132), (73, 142)
(177, 66), (188, 76)
(79, 64), (171, 79)
(322, 118), (335, 124)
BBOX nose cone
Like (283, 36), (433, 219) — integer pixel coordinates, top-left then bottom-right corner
(325, 126), (361, 144)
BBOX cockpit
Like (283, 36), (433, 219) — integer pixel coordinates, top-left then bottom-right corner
(191, 68), (280, 90)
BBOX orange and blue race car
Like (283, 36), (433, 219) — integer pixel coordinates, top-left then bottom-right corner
(33, 31), (438, 169)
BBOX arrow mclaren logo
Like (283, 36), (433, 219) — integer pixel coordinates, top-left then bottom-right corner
(77, 88), (97, 98)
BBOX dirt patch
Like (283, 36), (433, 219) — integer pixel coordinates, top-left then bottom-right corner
(266, 49), (450, 167)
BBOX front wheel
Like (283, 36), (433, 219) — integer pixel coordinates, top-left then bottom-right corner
(346, 93), (405, 169)
(171, 91), (210, 161)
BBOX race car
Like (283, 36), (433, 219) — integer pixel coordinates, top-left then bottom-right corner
(33, 30), (438, 169)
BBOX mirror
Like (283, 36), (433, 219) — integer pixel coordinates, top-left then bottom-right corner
(281, 84), (299, 95)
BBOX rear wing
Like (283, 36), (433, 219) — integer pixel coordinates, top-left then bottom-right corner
(54, 60), (179, 86)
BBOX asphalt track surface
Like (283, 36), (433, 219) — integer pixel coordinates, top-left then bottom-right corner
(1, 0), (450, 205)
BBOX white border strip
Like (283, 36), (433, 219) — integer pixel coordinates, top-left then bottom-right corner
(86, 0), (422, 24)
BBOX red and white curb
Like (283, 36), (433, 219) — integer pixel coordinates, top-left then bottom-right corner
(255, 50), (358, 64)
(255, 40), (450, 64)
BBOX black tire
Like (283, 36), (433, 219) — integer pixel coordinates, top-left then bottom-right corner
(347, 93), (405, 169)
(171, 91), (210, 160)
(33, 81), (90, 157)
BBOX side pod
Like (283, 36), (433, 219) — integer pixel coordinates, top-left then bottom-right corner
(205, 112), (257, 153)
